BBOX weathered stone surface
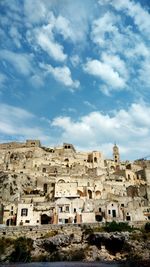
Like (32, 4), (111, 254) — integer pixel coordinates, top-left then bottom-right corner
(1, 228), (150, 263)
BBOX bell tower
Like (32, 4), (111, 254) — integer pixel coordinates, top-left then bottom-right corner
(113, 143), (120, 165)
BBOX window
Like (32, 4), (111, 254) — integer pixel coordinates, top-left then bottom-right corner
(121, 204), (124, 207)
(126, 215), (131, 221)
(59, 206), (63, 212)
(94, 157), (97, 163)
(66, 206), (69, 212)
(21, 208), (28, 216)
(43, 183), (47, 193)
(43, 168), (46, 173)
(74, 208), (76, 213)
(25, 220), (30, 223)
(108, 210), (111, 214)
(99, 208), (101, 212)
(112, 210), (116, 217)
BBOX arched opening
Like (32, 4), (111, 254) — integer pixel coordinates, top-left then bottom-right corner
(95, 190), (101, 199)
(94, 157), (97, 163)
(88, 189), (92, 199)
(41, 214), (52, 224)
(110, 166), (115, 170)
(95, 215), (103, 222)
(77, 189), (84, 197)
(58, 179), (65, 183)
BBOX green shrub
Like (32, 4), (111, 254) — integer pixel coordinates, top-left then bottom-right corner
(104, 221), (133, 232)
(9, 237), (33, 263)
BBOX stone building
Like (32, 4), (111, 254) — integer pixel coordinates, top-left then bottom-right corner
(0, 140), (150, 226)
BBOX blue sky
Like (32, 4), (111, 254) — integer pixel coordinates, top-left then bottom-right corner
(0, 0), (150, 160)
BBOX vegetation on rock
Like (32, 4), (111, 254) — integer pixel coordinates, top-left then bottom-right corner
(9, 237), (33, 263)
(104, 221), (133, 232)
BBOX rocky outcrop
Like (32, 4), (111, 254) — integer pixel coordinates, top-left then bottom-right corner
(31, 230), (150, 262)
(0, 229), (150, 264)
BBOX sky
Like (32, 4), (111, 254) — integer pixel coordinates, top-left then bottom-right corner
(0, 0), (150, 160)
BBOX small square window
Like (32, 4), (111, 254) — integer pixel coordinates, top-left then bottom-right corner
(21, 208), (28, 216)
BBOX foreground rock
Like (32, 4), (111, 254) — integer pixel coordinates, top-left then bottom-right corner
(0, 229), (150, 264)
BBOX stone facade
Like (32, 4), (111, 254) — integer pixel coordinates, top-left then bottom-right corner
(0, 140), (150, 226)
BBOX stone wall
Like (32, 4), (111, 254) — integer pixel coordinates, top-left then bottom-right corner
(0, 221), (146, 240)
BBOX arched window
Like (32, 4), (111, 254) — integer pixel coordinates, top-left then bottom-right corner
(88, 190), (92, 199)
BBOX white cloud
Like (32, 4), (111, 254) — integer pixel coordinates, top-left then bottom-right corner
(52, 0), (97, 43)
(24, 0), (49, 24)
(30, 74), (45, 88)
(37, 29), (67, 62)
(101, 53), (128, 79)
(27, 23), (67, 62)
(0, 50), (33, 76)
(40, 63), (80, 90)
(110, 0), (150, 38)
(0, 50), (45, 88)
(0, 104), (50, 142)
(139, 59), (150, 88)
(54, 15), (75, 42)
(84, 58), (126, 90)
(91, 11), (119, 47)
(51, 102), (150, 159)
(9, 26), (22, 48)
(70, 55), (80, 67)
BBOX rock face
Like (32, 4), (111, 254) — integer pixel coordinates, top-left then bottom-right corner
(0, 227), (150, 264)
(31, 230), (150, 263)
(37, 234), (72, 252)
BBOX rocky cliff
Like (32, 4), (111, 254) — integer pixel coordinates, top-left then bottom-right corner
(0, 225), (150, 265)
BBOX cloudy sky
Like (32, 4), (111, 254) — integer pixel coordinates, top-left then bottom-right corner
(0, 0), (150, 160)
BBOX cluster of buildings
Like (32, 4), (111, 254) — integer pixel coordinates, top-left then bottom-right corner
(0, 140), (150, 226)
